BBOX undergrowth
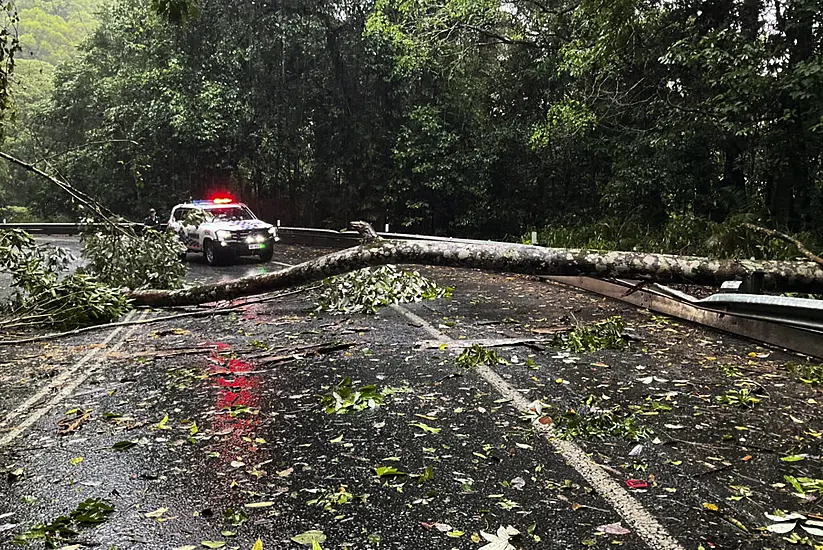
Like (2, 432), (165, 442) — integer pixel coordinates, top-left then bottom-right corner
(317, 265), (453, 314)
(530, 213), (823, 260)
(785, 363), (823, 386)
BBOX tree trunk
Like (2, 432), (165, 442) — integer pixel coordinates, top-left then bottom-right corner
(127, 238), (823, 307)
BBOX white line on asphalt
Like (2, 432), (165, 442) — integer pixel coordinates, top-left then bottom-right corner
(0, 310), (144, 447)
(392, 304), (686, 550)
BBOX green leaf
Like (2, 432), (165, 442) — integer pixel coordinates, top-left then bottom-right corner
(112, 440), (137, 450)
(780, 454), (806, 463)
(154, 413), (171, 430)
(375, 465), (406, 477)
(291, 530), (326, 546)
(201, 542), (225, 549)
(409, 422), (441, 434)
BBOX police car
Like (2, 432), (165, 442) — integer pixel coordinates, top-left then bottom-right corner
(167, 197), (278, 265)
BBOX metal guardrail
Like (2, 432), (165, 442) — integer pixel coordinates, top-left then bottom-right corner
(276, 226), (487, 247)
(0, 222), (147, 235)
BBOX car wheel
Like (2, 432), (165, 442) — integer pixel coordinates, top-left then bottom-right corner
(204, 240), (220, 266)
(259, 246), (274, 263)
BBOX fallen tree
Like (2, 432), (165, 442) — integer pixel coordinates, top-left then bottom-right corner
(127, 224), (823, 307)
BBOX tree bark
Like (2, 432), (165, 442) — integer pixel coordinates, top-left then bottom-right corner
(127, 239), (823, 307)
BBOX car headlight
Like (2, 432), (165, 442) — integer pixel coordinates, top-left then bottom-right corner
(216, 230), (232, 241)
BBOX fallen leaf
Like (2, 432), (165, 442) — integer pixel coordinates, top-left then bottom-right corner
(479, 525), (520, 550)
(244, 502), (274, 508)
(291, 530), (326, 546)
(597, 522), (631, 535)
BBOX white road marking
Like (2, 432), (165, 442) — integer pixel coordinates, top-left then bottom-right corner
(0, 310), (144, 447)
(392, 304), (686, 550)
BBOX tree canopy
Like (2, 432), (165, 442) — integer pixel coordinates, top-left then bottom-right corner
(3, 0), (823, 252)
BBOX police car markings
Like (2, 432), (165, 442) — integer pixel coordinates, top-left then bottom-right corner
(0, 310), (146, 447)
(388, 304), (685, 550)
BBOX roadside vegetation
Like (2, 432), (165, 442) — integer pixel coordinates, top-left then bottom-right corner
(0, 0), (822, 256)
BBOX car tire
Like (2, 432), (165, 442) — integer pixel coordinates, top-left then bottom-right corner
(259, 246), (274, 263)
(204, 239), (221, 266)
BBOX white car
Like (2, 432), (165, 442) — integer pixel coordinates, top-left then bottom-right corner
(167, 198), (278, 265)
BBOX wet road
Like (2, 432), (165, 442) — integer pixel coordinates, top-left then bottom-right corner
(0, 243), (821, 549)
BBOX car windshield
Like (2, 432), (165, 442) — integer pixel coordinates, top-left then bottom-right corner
(204, 206), (253, 221)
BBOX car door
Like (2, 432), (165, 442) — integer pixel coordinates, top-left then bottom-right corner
(171, 207), (201, 251)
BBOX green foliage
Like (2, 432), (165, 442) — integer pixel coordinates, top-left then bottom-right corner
(0, 229), (131, 329)
(456, 344), (507, 369)
(321, 377), (400, 414)
(0, 205), (36, 222)
(80, 225), (186, 290)
(150, 0), (200, 24)
(551, 316), (626, 353)
(306, 485), (367, 512)
(0, 2), (20, 126)
(716, 388), (760, 408)
(553, 396), (652, 442)
(785, 363), (823, 387)
(784, 475), (823, 497)
(534, 214), (823, 260)
(12, 498), (114, 547)
(317, 265), (452, 315)
(7, 0), (823, 245)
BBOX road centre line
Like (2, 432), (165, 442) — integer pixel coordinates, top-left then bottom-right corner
(391, 304), (686, 550)
(0, 310), (144, 447)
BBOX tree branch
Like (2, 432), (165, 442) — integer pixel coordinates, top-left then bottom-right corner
(743, 223), (823, 267)
(0, 151), (134, 238)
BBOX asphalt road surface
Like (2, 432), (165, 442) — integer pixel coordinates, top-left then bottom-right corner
(1, 241), (821, 550)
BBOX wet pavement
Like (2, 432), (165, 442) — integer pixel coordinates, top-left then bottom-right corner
(1, 245), (822, 550)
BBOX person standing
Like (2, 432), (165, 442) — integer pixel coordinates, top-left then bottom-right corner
(143, 208), (160, 229)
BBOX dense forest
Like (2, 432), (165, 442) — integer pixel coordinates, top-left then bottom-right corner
(1, 0), (822, 252)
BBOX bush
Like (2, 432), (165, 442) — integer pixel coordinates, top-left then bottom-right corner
(532, 214), (823, 261)
(0, 205), (36, 223)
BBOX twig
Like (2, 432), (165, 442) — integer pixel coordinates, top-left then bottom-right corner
(0, 308), (237, 346)
(744, 222), (823, 267)
(693, 463), (734, 478)
(0, 286), (316, 346)
(57, 410), (92, 435)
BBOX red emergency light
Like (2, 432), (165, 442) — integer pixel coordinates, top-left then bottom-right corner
(210, 196), (234, 204)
